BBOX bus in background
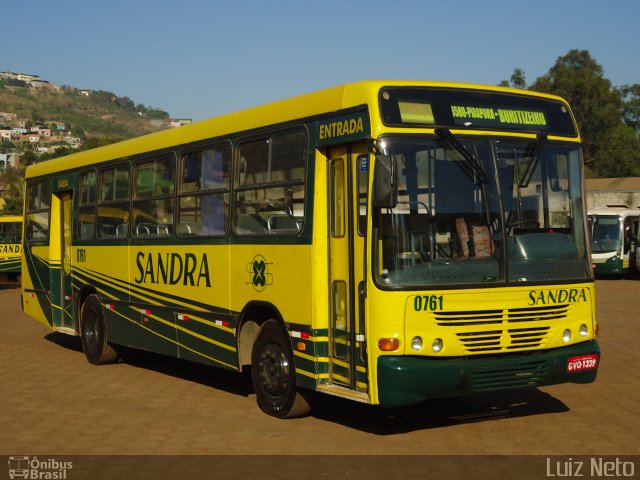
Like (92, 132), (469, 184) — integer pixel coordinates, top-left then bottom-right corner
(0, 215), (22, 283)
(637, 228), (640, 274)
(21, 81), (599, 418)
(588, 206), (640, 277)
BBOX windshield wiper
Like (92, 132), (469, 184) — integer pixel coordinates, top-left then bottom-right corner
(519, 132), (548, 187)
(435, 128), (489, 185)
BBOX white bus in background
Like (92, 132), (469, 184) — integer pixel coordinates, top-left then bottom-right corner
(588, 206), (640, 277)
(636, 222), (640, 274)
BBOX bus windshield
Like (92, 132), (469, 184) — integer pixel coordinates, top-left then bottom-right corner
(590, 215), (622, 253)
(374, 135), (589, 287)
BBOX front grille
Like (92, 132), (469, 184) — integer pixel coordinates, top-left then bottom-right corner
(433, 305), (569, 353)
(469, 358), (552, 390)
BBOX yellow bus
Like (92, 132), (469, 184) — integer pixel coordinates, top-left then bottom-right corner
(21, 81), (600, 417)
(0, 215), (22, 283)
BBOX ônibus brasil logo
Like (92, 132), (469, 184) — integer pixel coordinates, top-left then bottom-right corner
(8, 456), (73, 479)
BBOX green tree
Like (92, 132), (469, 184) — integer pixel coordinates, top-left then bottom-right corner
(37, 146), (74, 161)
(0, 140), (15, 152)
(618, 84), (640, 132)
(80, 136), (124, 150)
(17, 147), (38, 167)
(529, 49), (639, 177)
(0, 163), (25, 215)
(71, 126), (86, 139)
(499, 68), (527, 89)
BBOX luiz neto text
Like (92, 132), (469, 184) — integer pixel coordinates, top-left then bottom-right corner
(546, 457), (635, 477)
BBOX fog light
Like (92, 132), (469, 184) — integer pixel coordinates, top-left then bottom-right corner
(579, 324), (588, 337)
(432, 338), (443, 353)
(563, 329), (572, 343)
(378, 338), (400, 351)
(411, 336), (423, 351)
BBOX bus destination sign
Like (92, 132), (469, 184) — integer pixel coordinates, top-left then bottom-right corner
(450, 105), (548, 129)
(380, 87), (578, 136)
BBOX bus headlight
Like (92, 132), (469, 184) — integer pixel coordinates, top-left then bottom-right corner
(411, 336), (423, 351)
(579, 324), (589, 337)
(563, 329), (572, 343)
(432, 338), (443, 353)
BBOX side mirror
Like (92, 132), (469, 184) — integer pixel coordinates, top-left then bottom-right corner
(373, 155), (398, 209)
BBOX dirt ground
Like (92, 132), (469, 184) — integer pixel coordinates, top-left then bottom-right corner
(0, 280), (638, 470)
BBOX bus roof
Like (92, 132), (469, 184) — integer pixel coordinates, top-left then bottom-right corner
(26, 80), (575, 178)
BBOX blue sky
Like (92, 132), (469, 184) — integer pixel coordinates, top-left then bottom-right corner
(5, 0), (639, 121)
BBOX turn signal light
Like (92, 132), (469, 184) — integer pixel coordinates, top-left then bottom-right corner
(378, 338), (400, 351)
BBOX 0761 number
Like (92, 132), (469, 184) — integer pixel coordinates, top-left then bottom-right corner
(414, 295), (444, 311)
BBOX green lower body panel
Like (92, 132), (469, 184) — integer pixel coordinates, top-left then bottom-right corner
(377, 340), (600, 407)
(593, 257), (625, 276)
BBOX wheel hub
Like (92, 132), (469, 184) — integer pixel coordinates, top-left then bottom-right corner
(258, 342), (290, 396)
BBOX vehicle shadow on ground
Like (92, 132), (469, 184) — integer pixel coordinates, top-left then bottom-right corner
(44, 332), (569, 433)
(44, 332), (253, 398)
(310, 388), (569, 434)
(44, 331), (84, 353)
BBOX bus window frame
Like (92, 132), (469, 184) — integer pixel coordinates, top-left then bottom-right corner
(77, 168), (97, 240)
(132, 153), (176, 239)
(233, 127), (308, 237)
(97, 162), (132, 240)
(25, 179), (51, 243)
(177, 140), (232, 238)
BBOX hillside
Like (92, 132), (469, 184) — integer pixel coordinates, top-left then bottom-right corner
(0, 80), (170, 139)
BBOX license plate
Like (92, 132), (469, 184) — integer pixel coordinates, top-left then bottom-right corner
(567, 354), (599, 372)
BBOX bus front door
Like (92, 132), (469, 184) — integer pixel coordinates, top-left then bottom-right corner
(50, 191), (75, 332)
(328, 144), (368, 392)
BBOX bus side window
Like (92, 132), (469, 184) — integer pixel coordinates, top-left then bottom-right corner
(177, 144), (230, 237)
(25, 180), (50, 241)
(624, 217), (637, 254)
(78, 170), (96, 240)
(234, 130), (306, 236)
(98, 164), (130, 239)
(132, 155), (175, 237)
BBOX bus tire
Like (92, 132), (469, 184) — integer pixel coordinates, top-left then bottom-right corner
(80, 294), (118, 365)
(251, 319), (312, 418)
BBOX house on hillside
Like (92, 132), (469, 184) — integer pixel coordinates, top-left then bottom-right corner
(0, 153), (17, 169)
(586, 177), (640, 210)
(30, 126), (51, 137)
(63, 136), (82, 149)
(0, 128), (12, 141)
(0, 71), (41, 83)
(0, 112), (18, 123)
(31, 80), (59, 91)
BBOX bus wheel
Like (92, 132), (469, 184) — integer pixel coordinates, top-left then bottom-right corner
(251, 319), (311, 418)
(80, 294), (118, 365)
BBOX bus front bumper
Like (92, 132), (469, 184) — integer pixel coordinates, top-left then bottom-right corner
(377, 340), (600, 407)
(593, 256), (625, 276)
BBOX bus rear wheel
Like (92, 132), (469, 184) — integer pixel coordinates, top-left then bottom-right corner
(80, 294), (119, 365)
(251, 319), (312, 418)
